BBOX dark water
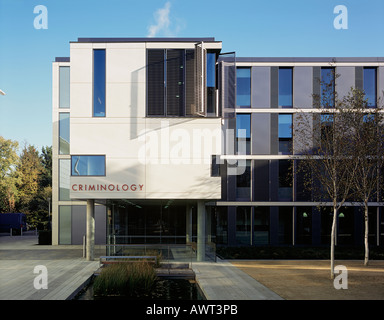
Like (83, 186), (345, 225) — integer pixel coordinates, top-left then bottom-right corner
(75, 278), (205, 300)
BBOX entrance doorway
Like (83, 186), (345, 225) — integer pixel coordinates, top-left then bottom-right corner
(107, 200), (191, 244)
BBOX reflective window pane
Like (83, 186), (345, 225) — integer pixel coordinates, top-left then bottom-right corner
(71, 155), (105, 176)
(278, 68), (293, 108)
(59, 206), (71, 244)
(207, 53), (216, 114)
(236, 160), (251, 199)
(254, 207), (269, 245)
(236, 68), (251, 107)
(59, 66), (70, 108)
(364, 67), (376, 107)
(59, 113), (70, 154)
(236, 114), (251, 155)
(59, 159), (70, 201)
(321, 67), (335, 107)
(93, 49), (106, 117)
(278, 114), (292, 138)
(236, 207), (251, 245)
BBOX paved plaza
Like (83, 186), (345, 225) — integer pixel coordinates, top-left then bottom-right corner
(1, 233), (383, 300)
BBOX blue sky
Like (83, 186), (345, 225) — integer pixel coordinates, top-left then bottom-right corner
(0, 0), (383, 152)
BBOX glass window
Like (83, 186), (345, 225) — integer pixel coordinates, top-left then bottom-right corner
(207, 52), (216, 114)
(59, 206), (71, 244)
(278, 207), (293, 244)
(71, 155), (105, 176)
(211, 155), (220, 177)
(364, 67), (377, 107)
(236, 68), (251, 107)
(59, 66), (70, 108)
(236, 207), (251, 245)
(236, 160), (251, 199)
(216, 207), (228, 245)
(278, 68), (293, 108)
(278, 114), (292, 138)
(278, 114), (292, 154)
(254, 207), (269, 245)
(236, 114), (251, 155)
(59, 159), (70, 201)
(321, 67), (335, 107)
(93, 49), (106, 117)
(296, 207), (312, 245)
(278, 160), (292, 201)
(59, 113), (70, 155)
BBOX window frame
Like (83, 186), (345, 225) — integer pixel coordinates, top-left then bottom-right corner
(236, 67), (251, 108)
(93, 49), (106, 118)
(71, 155), (106, 177)
(278, 67), (293, 108)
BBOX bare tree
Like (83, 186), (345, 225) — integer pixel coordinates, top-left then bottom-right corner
(342, 88), (384, 266)
(294, 71), (358, 279)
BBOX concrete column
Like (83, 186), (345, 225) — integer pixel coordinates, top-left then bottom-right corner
(197, 200), (206, 262)
(186, 204), (192, 243)
(86, 199), (95, 261)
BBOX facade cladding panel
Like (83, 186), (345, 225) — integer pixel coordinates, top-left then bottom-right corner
(52, 38), (384, 248)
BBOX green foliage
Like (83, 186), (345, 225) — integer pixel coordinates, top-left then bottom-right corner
(93, 262), (158, 297)
(0, 136), (20, 212)
(0, 137), (52, 229)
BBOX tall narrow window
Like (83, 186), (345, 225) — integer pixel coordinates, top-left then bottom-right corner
(71, 155), (105, 176)
(278, 68), (293, 108)
(59, 66), (70, 108)
(254, 207), (269, 245)
(236, 207), (251, 245)
(236, 68), (251, 107)
(59, 159), (70, 201)
(59, 206), (71, 244)
(278, 160), (292, 201)
(207, 52), (216, 113)
(278, 114), (292, 154)
(59, 112), (70, 154)
(364, 67), (377, 107)
(236, 113), (251, 155)
(93, 49), (106, 117)
(321, 67), (335, 107)
(236, 160), (251, 199)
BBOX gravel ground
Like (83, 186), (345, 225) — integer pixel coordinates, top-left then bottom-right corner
(231, 260), (384, 300)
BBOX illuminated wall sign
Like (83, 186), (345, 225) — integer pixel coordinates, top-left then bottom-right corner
(71, 184), (144, 192)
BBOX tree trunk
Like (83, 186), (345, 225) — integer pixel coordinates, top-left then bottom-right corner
(364, 201), (369, 266)
(330, 206), (338, 279)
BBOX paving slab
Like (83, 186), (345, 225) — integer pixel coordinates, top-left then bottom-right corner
(192, 259), (283, 300)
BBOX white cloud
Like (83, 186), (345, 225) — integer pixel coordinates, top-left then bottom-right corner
(147, 2), (173, 37)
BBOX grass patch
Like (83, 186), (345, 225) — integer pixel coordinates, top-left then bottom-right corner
(217, 246), (384, 260)
(93, 262), (157, 297)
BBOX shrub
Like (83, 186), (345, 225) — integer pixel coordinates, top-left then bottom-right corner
(93, 262), (157, 297)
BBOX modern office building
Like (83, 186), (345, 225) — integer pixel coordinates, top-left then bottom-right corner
(52, 37), (384, 260)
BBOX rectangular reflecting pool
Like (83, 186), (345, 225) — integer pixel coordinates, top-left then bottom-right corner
(74, 278), (206, 300)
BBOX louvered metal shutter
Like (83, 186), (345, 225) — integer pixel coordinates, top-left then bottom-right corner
(166, 49), (185, 116)
(147, 49), (165, 116)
